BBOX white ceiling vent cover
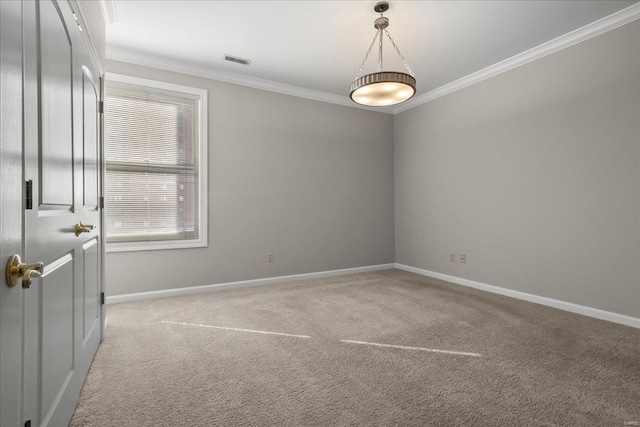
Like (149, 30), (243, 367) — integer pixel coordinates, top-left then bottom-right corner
(224, 54), (251, 66)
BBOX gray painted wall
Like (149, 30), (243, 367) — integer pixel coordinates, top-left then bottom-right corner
(395, 21), (640, 318)
(105, 60), (395, 296)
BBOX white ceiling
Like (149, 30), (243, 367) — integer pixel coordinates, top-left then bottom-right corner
(105, 1), (638, 105)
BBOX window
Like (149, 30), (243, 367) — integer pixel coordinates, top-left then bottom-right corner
(104, 74), (207, 251)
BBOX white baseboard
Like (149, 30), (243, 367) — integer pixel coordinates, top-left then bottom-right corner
(106, 261), (640, 330)
(395, 264), (640, 330)
(106, 263), (396, 305)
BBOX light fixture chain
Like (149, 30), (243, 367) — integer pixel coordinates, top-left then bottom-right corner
(384, 29), (415, 77)
(355, 30), (379, 80)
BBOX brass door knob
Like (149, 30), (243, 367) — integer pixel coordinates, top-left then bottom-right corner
(5, 254), (44, 288)
(75, 222), (95, 236)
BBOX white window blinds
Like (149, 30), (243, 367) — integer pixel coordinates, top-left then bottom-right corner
(105, 81), (201, 245)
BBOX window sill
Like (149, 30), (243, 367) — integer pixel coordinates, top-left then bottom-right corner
(106, 239), (207, 253)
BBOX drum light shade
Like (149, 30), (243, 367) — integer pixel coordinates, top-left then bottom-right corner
(350, 71), (416, 107)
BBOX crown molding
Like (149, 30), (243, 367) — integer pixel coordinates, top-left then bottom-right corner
(106, 2), (639, 116)
(106, 46), (395, 115)
(393, 2), (640, 114)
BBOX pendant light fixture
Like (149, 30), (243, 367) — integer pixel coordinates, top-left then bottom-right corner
(350, 1), (416, 107)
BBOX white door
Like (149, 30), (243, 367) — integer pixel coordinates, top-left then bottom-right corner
(20, 0), (103, 425)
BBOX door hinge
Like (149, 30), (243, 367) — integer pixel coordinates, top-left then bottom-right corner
(25, 180), (33, 210)
(25, 420), (31, 427)
(101, 292), (105, 305)
(99, 196), (104, 209)
(99, 100), (104, 114)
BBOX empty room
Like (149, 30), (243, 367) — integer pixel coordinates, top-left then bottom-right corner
(1, 0), (639, 426)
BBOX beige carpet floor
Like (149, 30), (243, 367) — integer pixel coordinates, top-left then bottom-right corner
(70, 269), (639, 426)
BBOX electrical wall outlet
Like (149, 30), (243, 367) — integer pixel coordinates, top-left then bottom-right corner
(460, 254), (466, 264)
(268, 253), (273, 262)
(449, 253), (456, 262)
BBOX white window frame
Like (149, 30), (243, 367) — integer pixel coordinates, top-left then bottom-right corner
(104, 73), (208, 252)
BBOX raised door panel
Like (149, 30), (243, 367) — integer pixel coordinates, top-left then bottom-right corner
(83, 70), (99, 208)
(83, 238), (99, 345)
(39, 0), (74, 208)
(39, 255), (75, 426)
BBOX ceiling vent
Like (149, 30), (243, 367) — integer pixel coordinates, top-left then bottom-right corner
(224, 54), (251, 66)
